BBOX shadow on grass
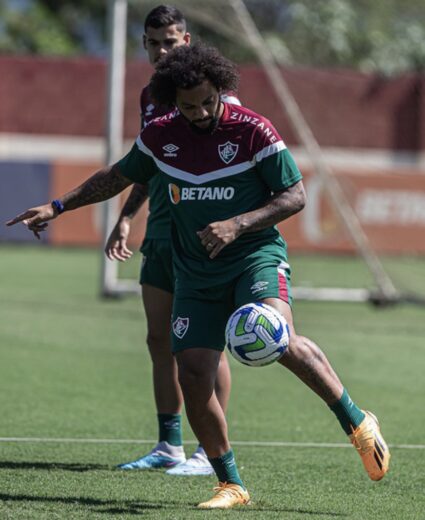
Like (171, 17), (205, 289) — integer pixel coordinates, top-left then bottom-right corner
(0, 492), (348, 516)
(0, 493), (174, 515)
(242, 507), (347, 517)
(0, 460), (109, 472)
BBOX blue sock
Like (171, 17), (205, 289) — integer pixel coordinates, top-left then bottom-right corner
(329, 388), (365, 435)
(208, 449), (245, 488)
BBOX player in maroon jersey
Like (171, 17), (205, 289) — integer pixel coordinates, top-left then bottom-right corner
(7, 43), (389, 509)
(105, 5), (236, 476)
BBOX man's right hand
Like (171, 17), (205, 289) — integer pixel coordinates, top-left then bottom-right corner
(105, 217), (133, 261)
(6, 203), (57, 239)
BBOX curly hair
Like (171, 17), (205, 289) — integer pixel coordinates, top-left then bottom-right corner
(149, 42), (240, 107)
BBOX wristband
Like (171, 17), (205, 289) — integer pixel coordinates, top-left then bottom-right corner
(51, 199), (65, 214)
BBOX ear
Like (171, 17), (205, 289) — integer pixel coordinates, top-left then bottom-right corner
(184, 32), (191, 45)
(143, 34), (147, 50)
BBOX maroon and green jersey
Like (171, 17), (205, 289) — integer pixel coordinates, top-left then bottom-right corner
(140, 86), (241, 241)
(140, 86), (174, 240)
(118, 102), (302, 287)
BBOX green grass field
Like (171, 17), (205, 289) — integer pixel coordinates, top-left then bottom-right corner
(1, 244), (424, 519)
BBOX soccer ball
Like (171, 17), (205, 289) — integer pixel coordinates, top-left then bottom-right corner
(225, 302), (290, 367)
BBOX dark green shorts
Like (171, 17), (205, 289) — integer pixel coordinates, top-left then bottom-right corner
(139, 238), (174, 293)
(171, 259), (292, 353)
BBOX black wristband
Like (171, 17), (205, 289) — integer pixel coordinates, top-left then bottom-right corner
(51, 199), (65, 214)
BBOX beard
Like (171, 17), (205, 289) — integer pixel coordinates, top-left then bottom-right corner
(189, 116), (219, 135)
(180, 101), (222, 135)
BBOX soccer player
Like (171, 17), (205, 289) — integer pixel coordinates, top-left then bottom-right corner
(105, 5), (239, 476)
(7, 43), (390, 509)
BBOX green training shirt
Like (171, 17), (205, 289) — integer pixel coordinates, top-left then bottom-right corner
(118, 102), (302, 288)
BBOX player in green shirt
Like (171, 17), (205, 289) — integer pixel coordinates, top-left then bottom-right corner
(7, 43), (390, 510)
(104, 4), (236, 476)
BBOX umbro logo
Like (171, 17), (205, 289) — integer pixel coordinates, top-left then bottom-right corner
(250, 281), (269, 294)
(163, 143), (179, 157)
(145, 103), (155, 116)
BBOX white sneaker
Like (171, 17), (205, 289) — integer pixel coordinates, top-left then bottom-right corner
(166, 446), (215, 476)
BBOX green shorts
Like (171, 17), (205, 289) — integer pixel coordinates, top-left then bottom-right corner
(140, 238), (174, 293)
(171, 259), (292, 353)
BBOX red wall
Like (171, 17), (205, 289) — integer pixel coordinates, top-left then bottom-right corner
(1, 55), (423, 151)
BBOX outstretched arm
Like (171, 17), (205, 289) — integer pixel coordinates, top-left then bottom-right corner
(197, 180), (306, 259)
(60, 164), (132, 210)
(6, 164), (132, 239)
(105, 183), (149, 261)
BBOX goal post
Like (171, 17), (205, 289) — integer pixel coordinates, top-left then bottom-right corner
(101, 0), (128, 297)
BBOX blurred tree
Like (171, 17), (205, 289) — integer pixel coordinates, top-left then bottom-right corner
(0, 0), (424, 75)
(278, 0), (425, 74)
(0, 0), (109, 56)
(0, 0), (80, 55)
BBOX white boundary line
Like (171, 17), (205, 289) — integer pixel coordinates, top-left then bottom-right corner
(0, 437), (424, 450)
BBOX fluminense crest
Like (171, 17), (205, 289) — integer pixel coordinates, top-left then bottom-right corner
(218, 141), (239, 164)
(172, 317), (189, 339)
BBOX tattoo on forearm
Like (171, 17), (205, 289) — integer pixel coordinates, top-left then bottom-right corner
(235, 183), (306, 235)
(120, 183), (149, 219)
(61, 166), (132, 210)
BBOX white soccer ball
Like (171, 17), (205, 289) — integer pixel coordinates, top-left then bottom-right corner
(225, 302), (290, 367)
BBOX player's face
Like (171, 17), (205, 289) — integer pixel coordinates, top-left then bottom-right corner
(143, 24), (190, 66)
(176, 80), (223, 131)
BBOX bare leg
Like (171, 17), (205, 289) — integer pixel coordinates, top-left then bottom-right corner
(176, 348), (230, 458)
(142, 284), (182, 413)
(215, 353), (231, 414)
(262, 298), (344, 404)
(143, 284), (231, 416)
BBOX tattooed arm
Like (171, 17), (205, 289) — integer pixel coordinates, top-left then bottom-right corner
(6, 164), (133, 239)
(104, 183), (149, 261)
(197, 180), (306, 259)
(116, 183), (149, 219)
(61, 164), (132, 210)
(232, 181), (306, 234)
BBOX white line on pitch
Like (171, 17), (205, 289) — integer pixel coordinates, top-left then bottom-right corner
(0, 437), (424, 450)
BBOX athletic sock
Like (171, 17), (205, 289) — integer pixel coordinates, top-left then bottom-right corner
(329, 388), (366, 435)
(208, 449), (245, 488)
(157, 413), (182, 447)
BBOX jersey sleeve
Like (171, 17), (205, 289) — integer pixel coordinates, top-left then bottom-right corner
(116, 138), (157, 184)
(257, 147), (303, 192)
(251, 117), (302, 191)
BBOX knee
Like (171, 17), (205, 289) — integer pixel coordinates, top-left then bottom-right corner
(178, 363), (206, 388)
(146, 331), (172, 364)
(285, 334), (323, 363)
(177, 363), (215, 399)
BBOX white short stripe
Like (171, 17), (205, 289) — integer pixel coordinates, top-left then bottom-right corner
(135, 136), (286, 185)
(0, 437), (423, 450)
(255, 141), (286, 163)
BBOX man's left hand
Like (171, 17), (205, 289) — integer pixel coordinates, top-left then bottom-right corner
(197, 218), (241, 259)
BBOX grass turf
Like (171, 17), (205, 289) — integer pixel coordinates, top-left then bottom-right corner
(1, 244), (424, 519)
